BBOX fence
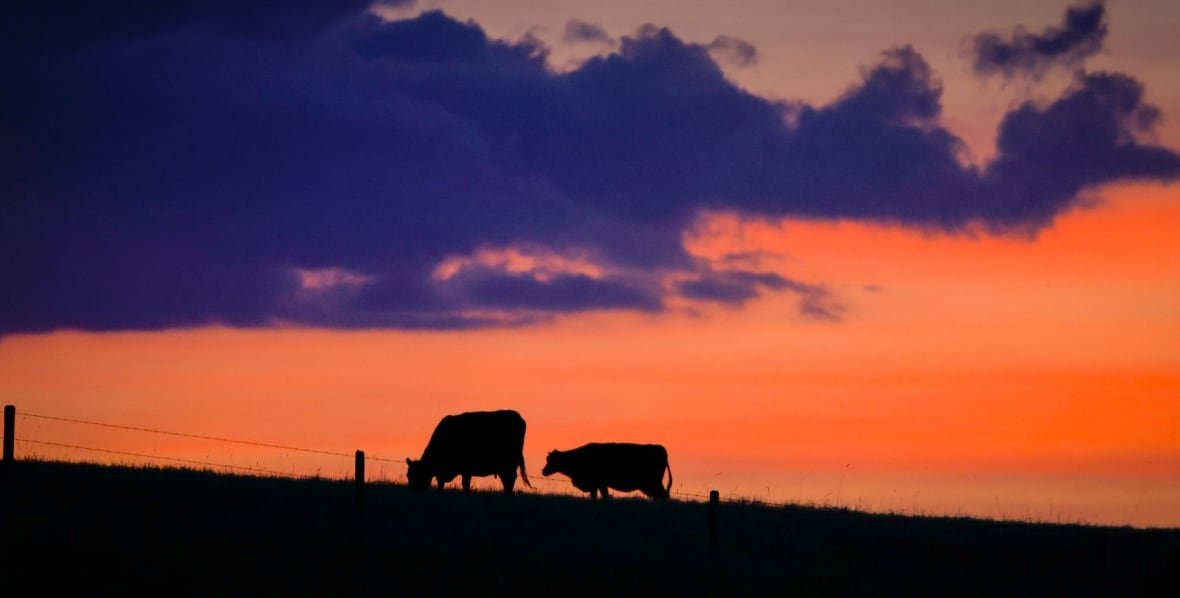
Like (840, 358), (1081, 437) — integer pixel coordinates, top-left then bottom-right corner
(1, 403), (723, 549)
(1, 404), (718, 520)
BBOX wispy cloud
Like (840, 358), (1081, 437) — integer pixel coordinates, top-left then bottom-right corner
(564, 19), (614, 45)
(705, 35), (758, 67)
(967, 2), (1107, 79)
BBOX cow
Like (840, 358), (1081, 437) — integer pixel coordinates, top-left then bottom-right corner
(406, 409), (531, 495)
(542, 443), (672, 500)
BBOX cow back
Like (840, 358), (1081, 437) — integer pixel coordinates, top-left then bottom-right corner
(562, 442), (668, 492)
(420, 410), (527, 478)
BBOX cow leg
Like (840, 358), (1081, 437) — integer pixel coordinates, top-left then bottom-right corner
(589, 488), (598, 500)
(462, 475), (472, 494)
(501, 471), (516, 495)
(436, 477), (446, 492)
(601, 487), (610, 499)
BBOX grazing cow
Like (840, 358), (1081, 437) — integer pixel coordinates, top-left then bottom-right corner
(542, 443), (672, 500)
(406, 410), (531, 495)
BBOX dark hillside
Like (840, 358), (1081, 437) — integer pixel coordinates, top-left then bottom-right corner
(1, 461), (1177, 596)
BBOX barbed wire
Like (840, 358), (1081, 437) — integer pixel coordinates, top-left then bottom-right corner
(530, 474), (571, 486)
(18, 411), (404, 464)
(9, 413), (713, 501)
(366, 455), (405, 465)
(14, 438), (317, 479)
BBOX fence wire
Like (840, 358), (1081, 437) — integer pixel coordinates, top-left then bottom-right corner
(15, 438), (313, 479)
(9, 410), (713, 501)
(19, 411), (405, 464)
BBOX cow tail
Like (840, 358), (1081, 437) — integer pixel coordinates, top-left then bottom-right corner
(519, 453), (532, 488)
(664, 462), (673, 497)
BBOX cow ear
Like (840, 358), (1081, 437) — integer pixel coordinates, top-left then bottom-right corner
(405, 458), (413, 466)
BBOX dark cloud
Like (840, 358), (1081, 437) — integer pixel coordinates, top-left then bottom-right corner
(447, 268), (663, 313)
(676, 270), (840, 320)
(0, 0), (373, 60)
(676, 270), (789, 304)
(967, 2), (1107, 79)
(2, 5), (1177, 335)
(564, 19), (614, 45)
(705, 35), (758, 67)
(984, 71), (1180, 226)
(798, 293), (844, 322)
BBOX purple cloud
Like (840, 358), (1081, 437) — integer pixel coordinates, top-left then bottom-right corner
(968, 2), (1107, 79)
(1, 4), (1176, 335)
(705, 35), (758, 67)
(564, 19), (614, 45)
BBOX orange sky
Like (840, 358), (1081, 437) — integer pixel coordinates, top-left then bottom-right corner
(2, 181), (1177, 526)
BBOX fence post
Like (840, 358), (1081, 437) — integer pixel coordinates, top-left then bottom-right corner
(3, 404), (14, 486)
(709, 489), (719, 553)
(354, 450), (365, 514)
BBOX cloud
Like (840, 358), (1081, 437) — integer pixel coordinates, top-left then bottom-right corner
(675, 269), (840, 319)
(985, 71), (1179, 226)
(351, 9), (548, 64)
(0, 0), (373, 60)
(967, 2), (1107, 79)
(705, 35), (758, 67)
(564, 19), (614, 45)
(443, 268), (663, 313)
(676, 270), (788, 304)
(2, 5), (1177, 335)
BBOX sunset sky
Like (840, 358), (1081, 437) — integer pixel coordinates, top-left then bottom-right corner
(2, 1), (1178, 526)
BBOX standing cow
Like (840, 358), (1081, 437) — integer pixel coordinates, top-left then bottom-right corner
(542, 443), (672, 500)
(406, 409), (531, 495)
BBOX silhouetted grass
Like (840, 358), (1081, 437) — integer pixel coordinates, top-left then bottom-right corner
(1, 460), (1177, 596)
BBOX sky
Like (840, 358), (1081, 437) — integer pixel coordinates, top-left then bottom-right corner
(2, 1), (1178, 526)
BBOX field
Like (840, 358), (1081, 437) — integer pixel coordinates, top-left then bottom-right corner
(1, 460), (1178, 596)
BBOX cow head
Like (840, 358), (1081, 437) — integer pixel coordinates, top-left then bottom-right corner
(541, 450), (563, 476)
(405, 457), (431, 491)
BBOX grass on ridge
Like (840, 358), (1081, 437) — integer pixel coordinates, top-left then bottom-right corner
(1, 459), (1177, 596)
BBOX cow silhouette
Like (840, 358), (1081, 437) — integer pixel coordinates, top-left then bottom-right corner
(542, 442), (672, 499)
(406, 409), (531, 495)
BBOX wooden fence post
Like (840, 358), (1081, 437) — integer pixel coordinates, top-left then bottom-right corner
(3, 404), (14, 486)
(709, 489), (720, 553)
(354, 450), (365, 514)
